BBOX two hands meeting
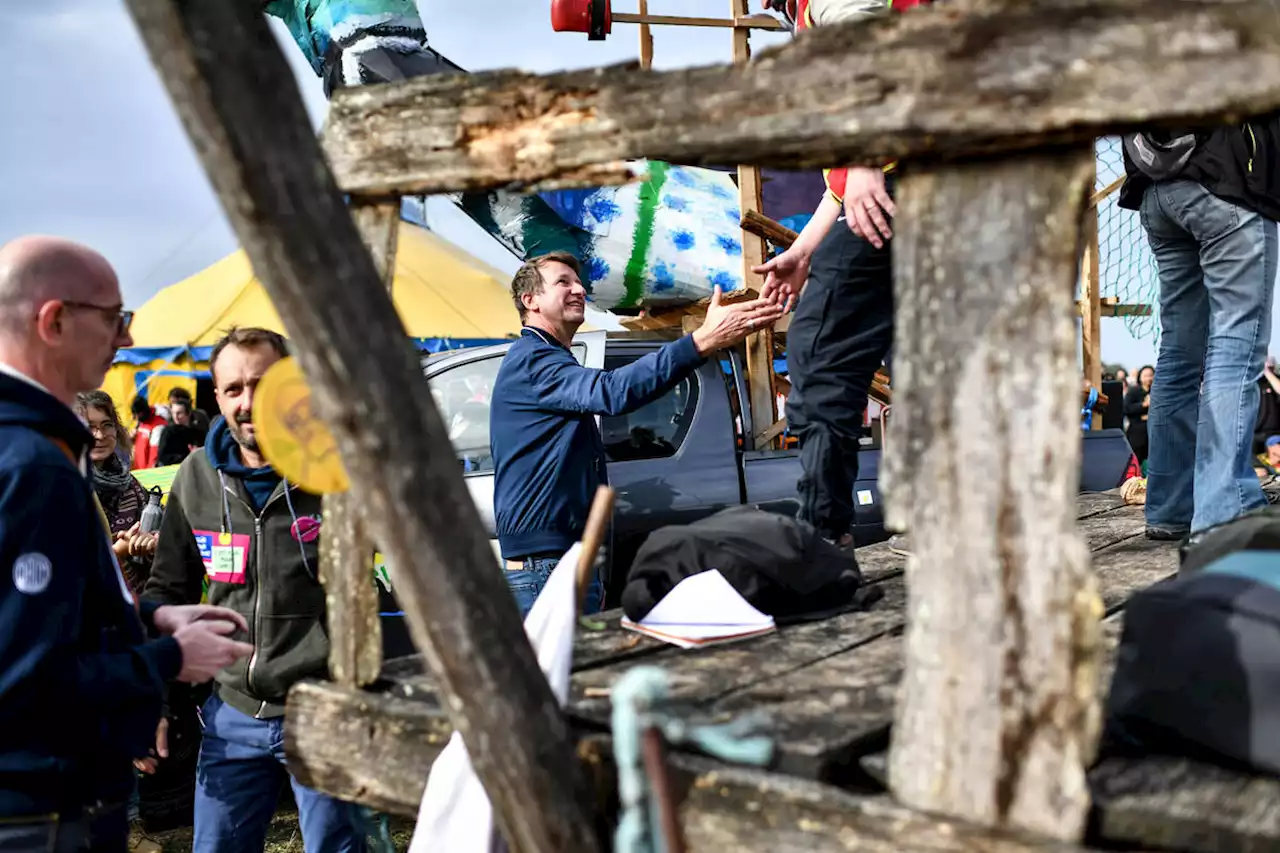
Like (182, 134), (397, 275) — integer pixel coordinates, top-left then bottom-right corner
(133, 603), (253, 774)
(690, 274), (796, 356)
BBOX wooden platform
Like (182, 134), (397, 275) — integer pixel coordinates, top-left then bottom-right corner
(285, 493), (1280, 852)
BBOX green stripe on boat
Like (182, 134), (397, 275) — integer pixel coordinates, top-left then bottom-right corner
(621, 161), (669, 309)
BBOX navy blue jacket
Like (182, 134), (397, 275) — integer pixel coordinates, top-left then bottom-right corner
(0, 372), (182, 817)
(491, 329), (703, 559)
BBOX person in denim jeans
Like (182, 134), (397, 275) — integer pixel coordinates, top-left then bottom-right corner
(1121, 125), (1280, 537)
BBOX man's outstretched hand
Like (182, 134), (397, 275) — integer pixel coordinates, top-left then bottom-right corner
(754, 244), (812, 298)
(153, 604), (248, 636)
(691, 286), (789, 355)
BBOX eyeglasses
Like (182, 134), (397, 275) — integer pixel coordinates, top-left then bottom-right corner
(61, 301), (134, 336)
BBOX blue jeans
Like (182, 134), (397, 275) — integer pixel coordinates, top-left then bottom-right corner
(1141, 179), (1278, 532)
(193, 693), (367, 853)
(507, 555), (603, 618)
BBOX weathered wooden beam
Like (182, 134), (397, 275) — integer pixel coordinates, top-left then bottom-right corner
(319, 200), (397, 688)
(730, 0), (778, 452)
(1081, 185), (1103, 430)
(322, 0), (1280, 195)
(881, 149), (1103, 841)
(123, 2), (602, 851)
(740, 209), (799, 250)
(611, 12), (786, 30)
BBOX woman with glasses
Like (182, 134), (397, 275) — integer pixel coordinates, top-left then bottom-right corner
(73, 391), (157, 590)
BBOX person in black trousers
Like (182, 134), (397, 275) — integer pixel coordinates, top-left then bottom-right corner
(757, 164), (896, 546)
(1125, 364), (1155, 467)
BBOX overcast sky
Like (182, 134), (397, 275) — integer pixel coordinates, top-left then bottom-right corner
(2, 0), (1176, 369)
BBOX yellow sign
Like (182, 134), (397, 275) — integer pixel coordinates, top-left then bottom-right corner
(253, 357), (349, 494)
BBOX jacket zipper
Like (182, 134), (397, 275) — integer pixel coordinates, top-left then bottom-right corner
(1246, 123), (1257, 173)
(224, 481), (290, 720)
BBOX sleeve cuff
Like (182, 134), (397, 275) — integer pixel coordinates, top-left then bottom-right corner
(139, 599), (162, 633)
(675, 333), (706, 366)
(143, 636), (183, 683)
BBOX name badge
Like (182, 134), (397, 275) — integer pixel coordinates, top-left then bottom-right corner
(193, 530), (250, 585)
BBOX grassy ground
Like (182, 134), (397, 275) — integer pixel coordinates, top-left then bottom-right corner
(153, 810), (417, 852)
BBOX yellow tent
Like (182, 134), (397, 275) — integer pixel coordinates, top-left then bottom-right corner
(105, 221), (524, 422)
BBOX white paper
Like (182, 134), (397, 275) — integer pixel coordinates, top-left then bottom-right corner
(409, 543), (582, 853)
(621, 570), (775, 648)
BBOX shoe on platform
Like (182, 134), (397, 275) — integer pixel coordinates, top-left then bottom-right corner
(887, 533), (913, 557)
(1145, 524), (1190, 542)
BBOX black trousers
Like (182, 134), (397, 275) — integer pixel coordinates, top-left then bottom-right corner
(785, 216), (894, 540)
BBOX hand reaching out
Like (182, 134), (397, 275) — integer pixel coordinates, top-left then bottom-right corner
(691, 287), (787, 355)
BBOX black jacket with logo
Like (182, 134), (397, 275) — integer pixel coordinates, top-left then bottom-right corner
(1120, 116), (1280, 221)
(0, 373), (181, 817)
(144, 433), (326, 720)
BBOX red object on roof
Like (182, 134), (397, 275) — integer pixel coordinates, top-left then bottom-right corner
(551, 0), (612, 37)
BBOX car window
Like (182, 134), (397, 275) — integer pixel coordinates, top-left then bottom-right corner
(427, 344), (590, 474)
(600, 355), (699, 462)
(429, 356), (503, 474)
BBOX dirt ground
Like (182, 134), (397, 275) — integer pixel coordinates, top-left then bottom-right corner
(153, 811), (416, 852)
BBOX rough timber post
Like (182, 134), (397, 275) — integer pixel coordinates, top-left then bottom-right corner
(319, 200), (397, 687)
(881, 148), (1104, 841)
(731, 0), (778, 449)
(1081, 189), (1104, 429)
(122, 2), (603, 850)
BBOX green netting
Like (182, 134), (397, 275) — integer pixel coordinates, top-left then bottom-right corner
(1095, 136), (1160, 342)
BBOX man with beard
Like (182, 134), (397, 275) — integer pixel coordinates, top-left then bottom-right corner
(143, 327), (367, 853)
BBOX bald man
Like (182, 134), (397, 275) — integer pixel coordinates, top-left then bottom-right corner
(0, 237), (252, 852)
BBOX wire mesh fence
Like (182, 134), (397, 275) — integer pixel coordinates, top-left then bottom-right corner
(1095, 136), (1160, 344)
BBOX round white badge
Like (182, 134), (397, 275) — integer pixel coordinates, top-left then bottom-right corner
(13, 553), (52, 595)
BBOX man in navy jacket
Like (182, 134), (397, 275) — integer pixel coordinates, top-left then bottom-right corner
(491, 251), (790, 615)
(0, 236), (251, 852)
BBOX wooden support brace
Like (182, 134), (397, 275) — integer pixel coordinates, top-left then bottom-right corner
(882, 149), (1103, 841)
(612, 12), (785, 30)
(730, 0), (778, 450)
(740, 209), (799, 249)
(319, 200), (396, 688)
(122, 2), (602, 850)
(1081, 184), (1103, 430)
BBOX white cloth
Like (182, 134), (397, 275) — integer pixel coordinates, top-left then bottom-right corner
(808, 0), (890, 25)
(408, 543), (582, 853)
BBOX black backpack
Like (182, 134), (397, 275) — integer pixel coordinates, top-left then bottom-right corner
(621, 506), (878, 625)
(1105, 511), (1280, 774)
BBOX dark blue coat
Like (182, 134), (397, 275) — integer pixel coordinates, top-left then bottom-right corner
(490, 329), (703, 559)
(0, 371), (181, 817)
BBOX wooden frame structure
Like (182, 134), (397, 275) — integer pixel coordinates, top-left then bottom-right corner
(122, 0), (1280, 850)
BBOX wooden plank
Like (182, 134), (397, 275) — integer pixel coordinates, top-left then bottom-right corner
(122, 2), (603, 850)
(1081, 196), (1103, 430)
(636, 0), (653, 70)
(703, 528), (1168, 783)
(740, 209), (799, 249)
(1091, 755), (1280, 853)
(880, 149), (1101, 841)
(670, 755), (1111, 853)
(730, 0), (778, 451)
(319, 200), (398, 688)
(321, 0), (1280, 195)
(283, 508), (1173, 817)
(612, 12), (785, 30)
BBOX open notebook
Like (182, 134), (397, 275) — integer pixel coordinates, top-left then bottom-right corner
(621, 569), (776, 649)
